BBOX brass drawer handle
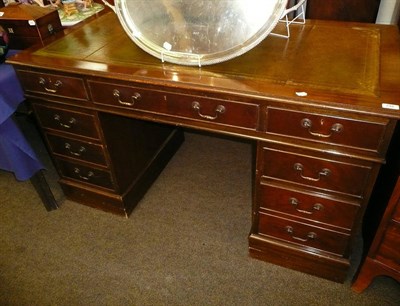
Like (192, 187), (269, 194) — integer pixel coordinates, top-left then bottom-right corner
(73, 167), (94, 181)
(285, 226), (317, 242)
(293, 163), (331, 182)
(301, 118), (344, 138)
(65, 143), (86, 157)
(113, 89), (141, 106)
(53, 114), (76, 129)
(192, 101), (226, 120)
(39, 77), (62, 93)
(289, 197), (324, 215)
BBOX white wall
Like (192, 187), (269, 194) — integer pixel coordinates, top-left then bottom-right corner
(376, 0), (400, 24)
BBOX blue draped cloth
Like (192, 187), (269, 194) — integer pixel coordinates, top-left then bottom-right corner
(0, 50), (44, 181)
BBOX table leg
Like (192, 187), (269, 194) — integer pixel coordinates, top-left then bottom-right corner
(29, 170), (59, 211)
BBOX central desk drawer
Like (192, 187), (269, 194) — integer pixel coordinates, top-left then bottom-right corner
(46, 134), (107, 166)
(258, 212), (350, 256)
(89, 81), (168, 113)
(33, 104), (100, 140)
(88, 81), (259, 130)
(266, 108), (388, 152)
(167, 93), (259, 130)
(261, 147), (372, 197)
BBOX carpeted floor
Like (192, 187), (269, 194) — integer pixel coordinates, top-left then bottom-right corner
(1, 117), (399, 306)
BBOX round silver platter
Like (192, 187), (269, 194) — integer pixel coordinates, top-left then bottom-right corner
(108, 0), (288, 66)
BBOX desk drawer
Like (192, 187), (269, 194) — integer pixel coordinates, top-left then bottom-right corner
(17, 70), (88, 100)
(46, 134), (107, 166)
(89, 81), (168, 113)
(266, 108), (387, 152)
(33, 104), (100, 140)
(258, 212), (350, 256)
(89, 81), (259, 130)
(258, 183), (360, 230)
(261, 147), (372, 197)
(57, 159), (114, 190)
(167, 93), (259, 130)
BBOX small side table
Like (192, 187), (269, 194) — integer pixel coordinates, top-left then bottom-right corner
(352, 128), (400, 292)
(0, 50), (58, 211)
(352, 176), (400, 292)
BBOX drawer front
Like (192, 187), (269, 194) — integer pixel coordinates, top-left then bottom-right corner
(166, 93), (259, 130)
(261, 148), (372, 196)
(33, 104), (100, 140)
(89, 81), (259, 130)
(376, 221), (400, 269)
(258, 183), (360, 230)
(258, 212), (350, 256)
(266, 108), (387, 152)
(17, 70), (88, 100)
(89, 81), (168, 113)
(57, 159), (114, 190)
(46, 134), (107, 166)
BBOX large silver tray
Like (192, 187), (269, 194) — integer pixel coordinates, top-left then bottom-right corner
(102, 0), (292, 66)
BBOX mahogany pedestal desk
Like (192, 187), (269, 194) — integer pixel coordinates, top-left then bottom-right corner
(7, 12), (400, 283)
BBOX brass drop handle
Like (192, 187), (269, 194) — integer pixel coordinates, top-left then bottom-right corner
(285, 226), (317, 242)
(192, 101), (226, 120)
(39, 77), (62, 93)
(289, 198), (324, 215)
(73, 168), (94, 181)
(53, 114), (76, 129)
(113, 89), (141, 106)
(301, 118), (343, 138)
(65, 143), (86, 157)
(293, 163), (331, 182)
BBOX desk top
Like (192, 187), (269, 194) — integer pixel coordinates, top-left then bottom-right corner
(7, 12), (400, 119)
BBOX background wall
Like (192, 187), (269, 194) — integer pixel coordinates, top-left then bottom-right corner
(304, 0), (400, 24)
(376, 0), (400, 24)
(305, 0), (381, 22)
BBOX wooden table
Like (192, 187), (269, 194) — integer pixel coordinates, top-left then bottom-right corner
(352, 115), (400, 291)
(7, 12), (400, 282)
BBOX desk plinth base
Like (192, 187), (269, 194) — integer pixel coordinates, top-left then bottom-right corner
(59, 129), (184, 217)
(248, 234), (350, 283)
